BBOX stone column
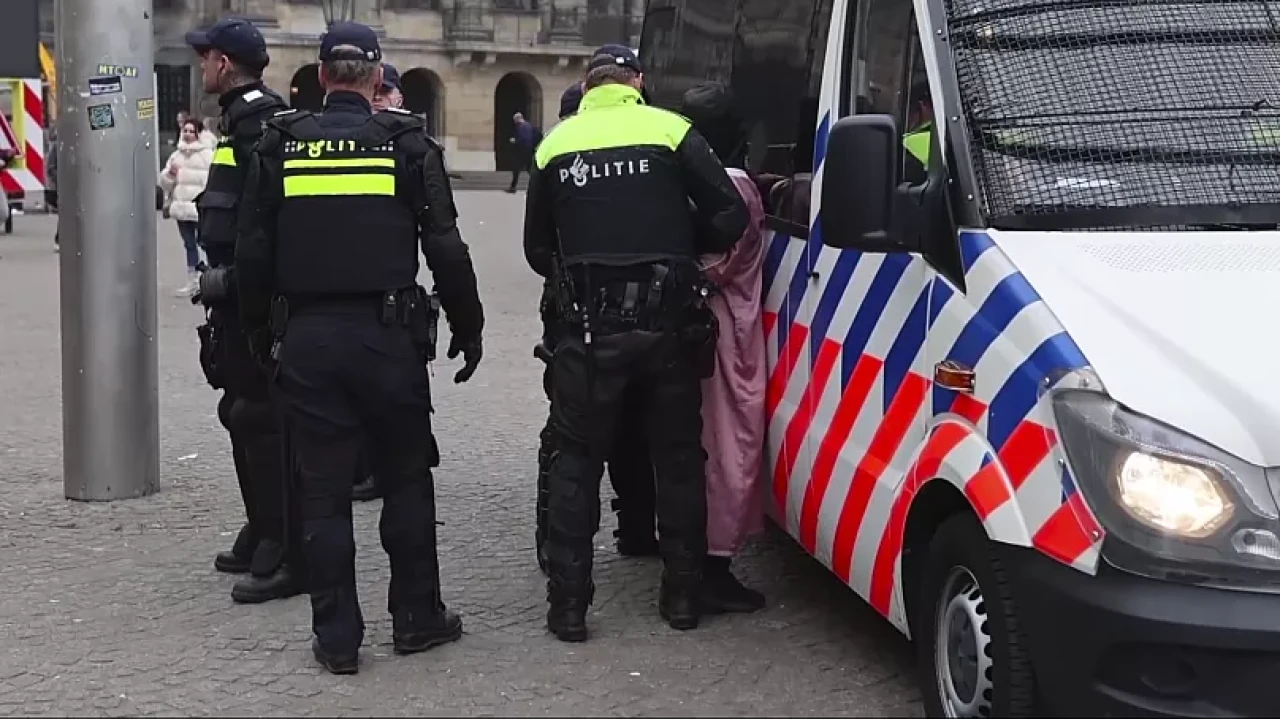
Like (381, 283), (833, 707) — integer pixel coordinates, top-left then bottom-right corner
(355, 0), (383, 31)
(237, 0), (279, 26)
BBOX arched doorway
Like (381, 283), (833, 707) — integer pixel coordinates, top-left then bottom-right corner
(493, 72), (543, 172)
(289, 64), (323, 112)
(401, 68), (445, 138)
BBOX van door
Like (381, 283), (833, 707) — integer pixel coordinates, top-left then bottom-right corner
(806, 0), (935, 605)
(731, 0), (831, 535)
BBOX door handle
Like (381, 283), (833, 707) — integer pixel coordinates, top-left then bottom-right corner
(934, 360), (975, 393)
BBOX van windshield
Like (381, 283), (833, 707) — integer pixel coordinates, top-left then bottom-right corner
(947, 0), (1280, 229)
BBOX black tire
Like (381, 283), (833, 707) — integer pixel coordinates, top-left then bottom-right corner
(3, 213), (11, 234)
(916, 512), (1036, 718)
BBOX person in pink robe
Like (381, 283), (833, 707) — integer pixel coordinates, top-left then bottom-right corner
(681, 83), (768, 613)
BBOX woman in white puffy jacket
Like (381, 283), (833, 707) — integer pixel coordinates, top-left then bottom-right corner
(159, 119), (212, 296)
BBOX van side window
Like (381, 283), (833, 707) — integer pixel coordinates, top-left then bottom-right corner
(734, 0), (835, 237)
(899, 28), (932, 185)
(849, 0), (914, 116)
(638, 0), (737, 110)
(638, 0), (836, 237)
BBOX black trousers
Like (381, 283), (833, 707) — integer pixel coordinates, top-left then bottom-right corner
(537, 362), (656, 548)
(544, 328), (707, 593)
(508, 153), (531, 191)
(214, 311), (290, 577)
(276, 306), (445, 655)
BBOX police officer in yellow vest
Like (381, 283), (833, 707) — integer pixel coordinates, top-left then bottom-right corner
(902, 79), (934, 184)
(184, 17), (304, 605)
(524, 48), (749, 642)
(235, 22), (485, 674)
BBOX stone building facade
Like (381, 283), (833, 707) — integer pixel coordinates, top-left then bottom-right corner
(39, 0), (642, 170)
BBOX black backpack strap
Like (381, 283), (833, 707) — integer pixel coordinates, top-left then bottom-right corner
(223, 87), (288, 132)
(265, 109), (324, 141)
(360, 109), (427, 148)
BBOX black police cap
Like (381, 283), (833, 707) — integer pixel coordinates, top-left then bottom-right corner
(185, 17), (270, 70)
(558, 82), (583, 118)
(588, 44), (642, 74)
(381, 63), (402, 92)
(319, 22), (382, 62)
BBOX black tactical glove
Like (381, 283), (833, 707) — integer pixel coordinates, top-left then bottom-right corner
(447, 333), (482, 384)
(533, 340), (554, 365)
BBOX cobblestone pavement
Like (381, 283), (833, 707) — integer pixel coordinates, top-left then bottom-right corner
(0, 197), (921, 717)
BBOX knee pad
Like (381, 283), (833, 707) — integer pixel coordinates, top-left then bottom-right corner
(228, 397), (278, 437)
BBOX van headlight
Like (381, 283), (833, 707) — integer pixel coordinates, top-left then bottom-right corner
(1114, 451), (1233, 538)
(1052, 389), (1280, 587)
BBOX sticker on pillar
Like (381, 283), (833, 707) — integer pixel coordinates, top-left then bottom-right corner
(88, 75), (123, 96)
(137, 98), (155, 120)
(88, 104), (115, 131)
(96, 64), (139, 78)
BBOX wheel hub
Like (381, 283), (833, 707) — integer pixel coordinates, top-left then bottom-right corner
(935, 566), (995, 717)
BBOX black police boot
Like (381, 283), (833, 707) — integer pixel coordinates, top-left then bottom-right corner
(393, 608), (464, 655)
(546, 578), (593, 643)
(701, 555), (766, 614)
(352, 476), (380, 502)
(312, 636), (358, 676)
(658, 567), (702, 631)
(231, 563), (305, 604)
(611, 498), (659, 557)
(214, 523), (256, 574)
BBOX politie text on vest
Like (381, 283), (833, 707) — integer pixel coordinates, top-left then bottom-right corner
(560, 154), (651, 188)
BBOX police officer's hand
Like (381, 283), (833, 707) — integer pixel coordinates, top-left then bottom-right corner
(447, 334), (482, 384)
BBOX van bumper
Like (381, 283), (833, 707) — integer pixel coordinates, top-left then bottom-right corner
(1013, 546), (1280, 717)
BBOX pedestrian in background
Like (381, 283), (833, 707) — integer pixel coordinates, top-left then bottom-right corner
(160, 118), (212, 297)
(505, 111), (540, 193)
(680, 82), (768, 614)
(199, 115), (220, 149)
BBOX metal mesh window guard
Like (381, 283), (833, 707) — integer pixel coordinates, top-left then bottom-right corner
(944, 0), (1280, 230)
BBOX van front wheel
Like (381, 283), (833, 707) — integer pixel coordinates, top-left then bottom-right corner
(916, 513), (1036, 718)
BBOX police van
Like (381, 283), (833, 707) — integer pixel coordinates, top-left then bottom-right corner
(641, 0), (1280, 715)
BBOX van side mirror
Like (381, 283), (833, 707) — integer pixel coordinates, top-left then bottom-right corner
(819, 114), (913, 253)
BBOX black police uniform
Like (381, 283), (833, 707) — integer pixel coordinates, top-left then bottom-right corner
(533, 75), (659, 574)
(524, 67), (748, 642)
(235, 23), (484, 674)
(349, 61), (409, 506)
(185, 18), (303, 604)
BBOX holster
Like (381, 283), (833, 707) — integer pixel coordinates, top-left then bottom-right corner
(679, 280), (719, 380)
(387, 285), (441, 362)
(196, 313), (226, 389)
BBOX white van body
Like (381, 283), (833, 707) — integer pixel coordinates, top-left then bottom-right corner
(643, 0), (1280, 714)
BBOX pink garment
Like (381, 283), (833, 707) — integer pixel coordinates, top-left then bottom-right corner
(700, 167), (768, 557)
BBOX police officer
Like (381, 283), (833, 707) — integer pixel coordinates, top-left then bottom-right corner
(534, 54), (662, 573)
(372, 63), (403, 112)
(185, 17), (303, 604)
(349, 61), (407, 504)
(235, 22), (484, 674)
(525, 47), (748, 641)
(903, 78), (934, 184)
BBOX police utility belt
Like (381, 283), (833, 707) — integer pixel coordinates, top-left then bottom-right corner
(553, 262), (719, 378)
(267, 287), (443, 362)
